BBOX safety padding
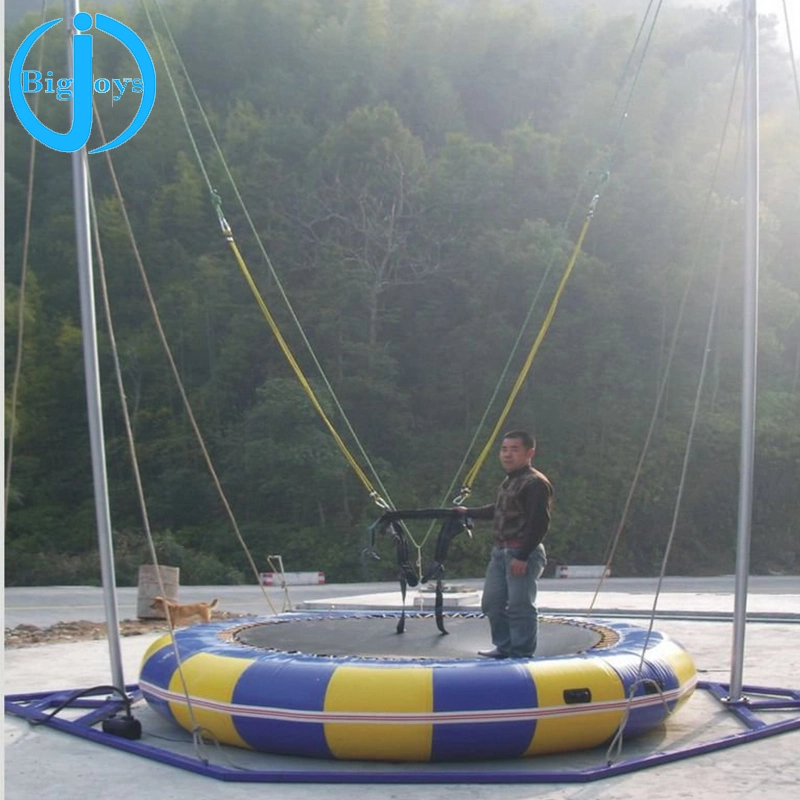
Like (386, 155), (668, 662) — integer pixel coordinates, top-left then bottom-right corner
(139, 612), (696, 762)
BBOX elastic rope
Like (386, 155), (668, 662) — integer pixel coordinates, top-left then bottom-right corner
(265, 555), (293, 612)
(224, 232), (386, 504)
(459, 191), (600, 496)
(588, 43), (744, 613)
(786, 0), (800, 396)
(606, 0), (665, 161)
(452, 1), (665, 500)
(139, 2), (213, 193)
(605, 678), (673, 765)
(87, 160), (204, 741)
(606, 120), (734, 754)
(610, 0), (660, 112)
(142, 0), (395, 511)
(783, 0), (800, 120)
(92, 112), (279, 616)
(433, 176), (591, 522)
(604, 253), (724, 751)
(5, 0), (47, 521)
(596, 52), (741, 760)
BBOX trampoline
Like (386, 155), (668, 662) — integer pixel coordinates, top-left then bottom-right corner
(139, 610), (697, 762)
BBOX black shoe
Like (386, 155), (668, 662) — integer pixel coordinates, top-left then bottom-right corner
(477, 648), (508, 659)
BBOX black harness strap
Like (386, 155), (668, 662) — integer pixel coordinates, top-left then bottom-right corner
(367, 516), (419, 633)
(369, 509), (472, 634)
(420, 513), (473, 634)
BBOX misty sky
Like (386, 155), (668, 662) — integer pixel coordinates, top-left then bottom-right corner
(681, 0), (800, 44)
(747, 0), (798, 41)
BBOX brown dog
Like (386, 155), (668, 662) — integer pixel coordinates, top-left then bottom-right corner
(151, 596), (218, 626)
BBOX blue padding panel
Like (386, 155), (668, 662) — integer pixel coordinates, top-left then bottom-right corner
(431, 661), (538, 761)
(231, 655), (337, 757)
(138, 644), (178, 723)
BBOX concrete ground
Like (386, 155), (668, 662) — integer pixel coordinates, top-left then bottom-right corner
(4, 578), (800, 799)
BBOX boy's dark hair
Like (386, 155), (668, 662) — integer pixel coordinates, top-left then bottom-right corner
(502, 430), (536, 450)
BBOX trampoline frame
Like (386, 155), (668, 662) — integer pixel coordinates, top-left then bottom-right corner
(135, 611), (698, 761)
(5, 680), (800, 783)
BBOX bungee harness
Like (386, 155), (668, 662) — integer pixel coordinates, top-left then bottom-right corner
(369, 508), (473, 634)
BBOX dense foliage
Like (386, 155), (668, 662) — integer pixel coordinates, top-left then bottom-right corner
(5, 0), (799, 586)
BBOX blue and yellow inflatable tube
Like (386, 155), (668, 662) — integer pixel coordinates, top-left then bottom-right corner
(139, 612), (696, 761)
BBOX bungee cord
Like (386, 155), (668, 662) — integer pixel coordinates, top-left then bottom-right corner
(446, 1), (667, 505)
(141, 0), (397, 514)
(5, 0), (48, 522)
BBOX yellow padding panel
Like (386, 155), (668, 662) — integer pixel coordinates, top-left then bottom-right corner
(324, 666), (433, 761)
(652, 640), (698, 711)
(168, 653), (251, 749)
(141, 632), (173, 664)
(525, 659), (625, 755)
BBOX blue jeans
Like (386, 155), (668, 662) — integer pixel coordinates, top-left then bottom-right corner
(481, 543), (547, 657)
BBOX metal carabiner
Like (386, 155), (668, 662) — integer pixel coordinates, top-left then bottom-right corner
(451, 486), (472, 506)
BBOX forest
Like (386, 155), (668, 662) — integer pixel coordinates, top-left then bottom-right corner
(4, 0), (799, 586)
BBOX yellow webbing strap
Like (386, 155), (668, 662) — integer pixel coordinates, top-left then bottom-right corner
(455, 193), (601, 502)
(216, 209), (388, 510)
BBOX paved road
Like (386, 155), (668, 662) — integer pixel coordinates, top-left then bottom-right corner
(5, 575), (800, 800)
(4, 575), (799, 628)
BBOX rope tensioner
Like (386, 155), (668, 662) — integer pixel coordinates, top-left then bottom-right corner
(210, 188), (233, 241)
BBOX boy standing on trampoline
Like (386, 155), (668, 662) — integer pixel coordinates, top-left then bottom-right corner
(456, 430), (553, 659)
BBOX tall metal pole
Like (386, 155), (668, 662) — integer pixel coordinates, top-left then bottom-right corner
(730, 0), (760, 701)
(67, 0), (125, 691)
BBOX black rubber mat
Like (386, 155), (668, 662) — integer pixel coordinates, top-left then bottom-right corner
(233, 613), (606, 660)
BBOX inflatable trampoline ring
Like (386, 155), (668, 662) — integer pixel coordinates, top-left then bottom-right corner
(139, 610), (697, 761)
